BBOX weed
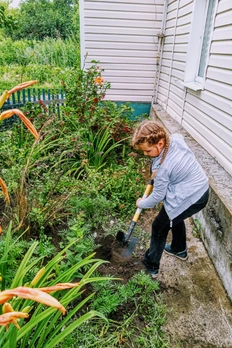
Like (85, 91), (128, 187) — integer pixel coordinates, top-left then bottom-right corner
(192, 218), (202, 239)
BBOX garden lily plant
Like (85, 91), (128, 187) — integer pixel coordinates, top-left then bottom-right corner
(0, 223), (111, 348)
(0, 80), (39, 140)
(0, 81), (39, 231)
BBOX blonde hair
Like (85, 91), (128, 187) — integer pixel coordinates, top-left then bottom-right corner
(131, 120), (170, 165)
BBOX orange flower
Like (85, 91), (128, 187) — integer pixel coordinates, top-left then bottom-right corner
(0, 287), (66, 314)
(7, 80), (38, 98)
(0, 311), (29, 330)
(0, 177), (10, 204)
(38, 282), (80, 293)
(0, 109), (39, 141)
(94, 76), (104, 85)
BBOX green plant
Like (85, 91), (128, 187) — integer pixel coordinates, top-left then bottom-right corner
(81, 124), (124, 170)
(58, 216), (97, 275)
(0, 225), (118, 348)
(192, 218), (202, 238)
(63, 61), (110, 125)
(62, 271), (168, 348)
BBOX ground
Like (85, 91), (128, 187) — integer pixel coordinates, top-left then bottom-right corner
(95, 210), (232, 347)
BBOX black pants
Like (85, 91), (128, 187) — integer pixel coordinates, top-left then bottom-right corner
(143, 188), (209, 272)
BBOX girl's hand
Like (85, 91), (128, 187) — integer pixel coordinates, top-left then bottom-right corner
(136, 198), (143, 207)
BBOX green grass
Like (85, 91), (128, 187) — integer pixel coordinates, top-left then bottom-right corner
(0, 37), (80, 90)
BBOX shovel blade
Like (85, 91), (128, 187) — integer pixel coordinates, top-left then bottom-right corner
(117, 236), (138, 258)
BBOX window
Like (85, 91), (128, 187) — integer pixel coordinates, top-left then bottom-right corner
(183, 0), (218, 91)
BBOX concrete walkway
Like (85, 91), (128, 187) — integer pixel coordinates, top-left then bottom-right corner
(159, 218), (232, 347)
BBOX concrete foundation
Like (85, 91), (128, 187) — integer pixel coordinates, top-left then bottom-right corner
(150, 104), (232, 301)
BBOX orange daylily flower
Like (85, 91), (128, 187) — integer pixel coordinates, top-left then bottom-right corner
(0, 311), (29, 330)
(0, 287), (66, 314)
(94, 76), (104, 85)
(0, 177), (10, 204)
(0, 109), (39, 141)
(0, 226), (2, 234)
(8, 80), (38, 98)
(38, 282), (80, 293)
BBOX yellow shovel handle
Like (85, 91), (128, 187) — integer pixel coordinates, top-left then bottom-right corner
(132, 183), (153, 223)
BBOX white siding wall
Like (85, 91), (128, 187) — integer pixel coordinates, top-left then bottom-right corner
(80, 0), (164, 102)
(156, 0), (232, 176)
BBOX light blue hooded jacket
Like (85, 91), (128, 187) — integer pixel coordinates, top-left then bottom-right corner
(138, 134), (209, 221)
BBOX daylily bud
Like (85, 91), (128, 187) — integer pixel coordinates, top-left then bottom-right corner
(30, 267), (46, 287)
(2, 302), (14, 313)
(0, 91), (9, 109)
(21, 306), (31, 313)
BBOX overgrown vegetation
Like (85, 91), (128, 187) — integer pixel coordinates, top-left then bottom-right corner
(0, 63), (168, 346)
(0, 2), (168, 345)
(0, 0), (79, 90)
(0, 37), (79, 89)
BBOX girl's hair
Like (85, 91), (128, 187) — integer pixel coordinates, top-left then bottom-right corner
(131, 120), (170, 165)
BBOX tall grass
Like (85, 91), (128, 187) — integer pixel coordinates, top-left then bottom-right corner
(0, 37), (80, 67)
(0, 37), (80, 89)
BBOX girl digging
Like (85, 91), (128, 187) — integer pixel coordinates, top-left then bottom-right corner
(132, 120), (209, 279)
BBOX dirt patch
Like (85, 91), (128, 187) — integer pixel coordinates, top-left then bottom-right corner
(94, 211), (232, 347)
(95, 234), (145, 282)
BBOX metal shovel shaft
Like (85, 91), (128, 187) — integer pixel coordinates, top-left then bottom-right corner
(125, 181), (153, 243)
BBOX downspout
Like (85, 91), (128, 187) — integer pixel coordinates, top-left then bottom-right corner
(165, 0), (181, 110)
(79, 0), (86, 69)
(153, 0), (168, 105)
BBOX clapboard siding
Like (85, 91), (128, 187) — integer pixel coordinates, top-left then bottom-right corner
(186, 93), (232, 131)
(207, 67), (232, 85)
(81, 0), (232, 174)
(85, 26), (158, 36)
(85, 10), (162, 21)
(213, 25), (232, 40)
(84, 2), (163, 12)
(188, 89), (232, 117)
(209, 54), (232, 70)
(156, 0), (232, 175)
(86, 49), (156, 58)
(86, 0), (162, 3)
(85, 34), (156, 43)
(81, 0), (164, 102)
(84, 18), (162, 29)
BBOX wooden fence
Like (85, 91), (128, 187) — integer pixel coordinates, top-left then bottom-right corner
(1, 88), (66, 129)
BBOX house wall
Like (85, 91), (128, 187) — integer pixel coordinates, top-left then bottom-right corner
(80, 0), (164, 102)
(156, 0), (232, 176)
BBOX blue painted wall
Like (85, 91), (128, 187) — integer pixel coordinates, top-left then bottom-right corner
(116, 102), (151, 119)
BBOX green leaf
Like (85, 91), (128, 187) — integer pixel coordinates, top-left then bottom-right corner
(44, 311), (107, 348)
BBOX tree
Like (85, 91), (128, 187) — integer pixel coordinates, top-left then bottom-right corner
(8, 0), (77, 40)
(0, 4), (17, 29)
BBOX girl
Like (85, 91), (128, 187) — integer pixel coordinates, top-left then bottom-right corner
(132, 120), (209, 278)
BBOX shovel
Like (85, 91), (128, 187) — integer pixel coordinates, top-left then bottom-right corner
(116, 170), (157, 257)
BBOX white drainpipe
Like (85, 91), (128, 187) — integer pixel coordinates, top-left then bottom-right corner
(152, 0), (168, 105)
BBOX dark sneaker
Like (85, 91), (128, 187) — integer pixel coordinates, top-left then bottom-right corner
(164, 244), (188, 260)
